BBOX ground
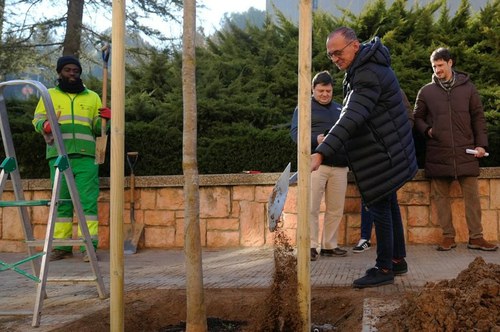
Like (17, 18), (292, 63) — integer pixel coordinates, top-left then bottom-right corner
(51, 231), (499, 332)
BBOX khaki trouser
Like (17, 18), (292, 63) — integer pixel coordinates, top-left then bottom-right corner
(431, 176), (483, 239)
(310, 165), (348, 249)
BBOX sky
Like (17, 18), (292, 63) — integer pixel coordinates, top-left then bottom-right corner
(196, 1), (266, 34)
(15, 1), (266, 41)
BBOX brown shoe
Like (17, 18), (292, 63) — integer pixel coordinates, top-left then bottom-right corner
(437, 237), (457, 251)
(49, 249), (73, 261)
(467, 238), (498, 251)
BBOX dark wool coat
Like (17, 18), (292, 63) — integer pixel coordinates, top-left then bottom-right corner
(414, 71), (488, 178)
(316, 37), (417, 207)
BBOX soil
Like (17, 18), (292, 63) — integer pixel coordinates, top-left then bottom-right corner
(52, 231), (500, 332)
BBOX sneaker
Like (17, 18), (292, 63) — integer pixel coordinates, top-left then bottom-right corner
(310, 248), (319, 261)
(320, 248), (347, 257)
(393, 258), (408, 276)
(49, 249), (73, 261)
(353, 239), (371, 253)
(353, 268), (394, 288)
(82, 251), (99, 262)
(437, 237), (457, 251)
(467, 238), (498, 251)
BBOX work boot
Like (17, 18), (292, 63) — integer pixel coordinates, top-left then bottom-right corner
(392, 258), (408, 276)
(49, 249), (73, 261)
(353, 267), (394, 288)
(467, 238), (498, 251)
(82, 251), (99, 262)
(437, 237), (456, 251)
(320, 248), (347, 257)
(310, 248), (319, 261)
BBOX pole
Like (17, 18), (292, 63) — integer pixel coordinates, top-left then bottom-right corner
(297, 0), (312, 331)
(110, 0), (126, 331)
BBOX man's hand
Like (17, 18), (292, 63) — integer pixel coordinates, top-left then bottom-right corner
(474, 147), (487, 158)
(316, 134), (325, 144)
(43, 121), (51, 134)
(99, 107), (111, 119)
(311, 153), (323, 171)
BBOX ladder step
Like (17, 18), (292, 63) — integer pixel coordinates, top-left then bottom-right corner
(47, 276), (97, 283)
(0, 310), (33, 316)
(26, 239), (87, 246)
(0, 199), (72, 207)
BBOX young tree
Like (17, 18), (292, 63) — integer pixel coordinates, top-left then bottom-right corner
(182, 0), (207, 331)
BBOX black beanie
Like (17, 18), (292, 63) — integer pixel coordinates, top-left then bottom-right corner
(56, 55), (82, 73)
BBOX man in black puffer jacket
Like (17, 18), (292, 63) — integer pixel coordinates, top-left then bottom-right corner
(311, 27), (418, 288)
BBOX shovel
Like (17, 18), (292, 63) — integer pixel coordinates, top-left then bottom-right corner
(268, 163), (298, 232)
(124, 151), (144, 254)
(95, 43), (111, 164)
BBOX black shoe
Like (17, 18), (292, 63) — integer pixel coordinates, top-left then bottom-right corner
(393, 259), (408, 276)
(310, 248), (319, 261)
(82, 251), (99, 262)
(49, 249), (73, 261)
(320, 247), (347, 257)
(353, 239), (371, 253)
(353, 268), (394, 288)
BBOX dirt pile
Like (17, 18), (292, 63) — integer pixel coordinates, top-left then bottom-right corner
(378, 257), (500, 331)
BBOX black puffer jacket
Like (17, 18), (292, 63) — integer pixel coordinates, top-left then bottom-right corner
(316, 37), (417, 207)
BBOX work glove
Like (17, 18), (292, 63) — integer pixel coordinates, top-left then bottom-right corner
(99, 107), (111, 120)
(43, 121), (52, 134)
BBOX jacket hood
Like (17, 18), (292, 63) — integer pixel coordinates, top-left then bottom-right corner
(352, 36), (391, 71)
(431, 70), (470, 87)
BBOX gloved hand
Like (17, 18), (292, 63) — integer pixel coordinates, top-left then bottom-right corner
(43, 121), (52, 134)
(99, 107), (111, 120)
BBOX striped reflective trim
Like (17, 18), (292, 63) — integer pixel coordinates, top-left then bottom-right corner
(73, 115), (93, 124)
(62, 133), (95, 142)
(84, 215), (98, 222)
(33, 114), (47, 120)
(55, 217), (73, 223)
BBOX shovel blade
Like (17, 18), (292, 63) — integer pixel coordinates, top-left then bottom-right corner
(95, 135), (107, 164)
(268, 163), (291, 232)
(124, 223), (144, 255)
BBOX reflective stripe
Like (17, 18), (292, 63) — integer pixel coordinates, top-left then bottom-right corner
(62, 133), (95, 142)
(55, 217), (73, 223)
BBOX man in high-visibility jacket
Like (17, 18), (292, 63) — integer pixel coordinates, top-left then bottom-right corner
(33, 55), (110, 262)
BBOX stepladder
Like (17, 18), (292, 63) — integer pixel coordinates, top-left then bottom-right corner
(0, 80), (107, 327)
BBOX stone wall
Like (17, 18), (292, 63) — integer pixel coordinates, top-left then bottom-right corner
(1, 168), (500, 252)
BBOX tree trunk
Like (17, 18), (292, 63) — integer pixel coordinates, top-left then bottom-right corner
(182, 0), (207, 331)
(62, 0), (84, 56)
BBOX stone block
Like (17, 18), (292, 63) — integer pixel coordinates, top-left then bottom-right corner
(206, 230), (239, 247)
(200, 187), (230, 218)
(255, 185), (272, 202)
(490, 179), (500, 209)
(2, 207), (23, 240)
(232, 186), (254, 201)
(206, 218), (239, 231)
(407, 227), (442, 244)
(240, 201), (265, 246)
(98, 225), (109, 249)
(140, 189), (157, 210)
(144, 226), (175, 248)
(283, 187), (297, 213)
(407, 205), (429, 227)
(230, 201), (240, 218)
(157, 188), (184, 210)
(344, 198), (361, 214)
(481, 210), (498, 241)
(144, 209), (175, 226)
(398, 181), (429, 205)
